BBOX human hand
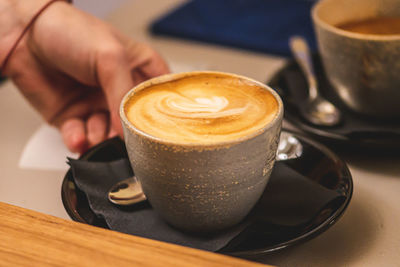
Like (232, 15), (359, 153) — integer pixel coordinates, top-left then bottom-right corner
(2, 1), (169, 154)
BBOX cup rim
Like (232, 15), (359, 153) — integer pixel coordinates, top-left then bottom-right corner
(312, 0), (400, 41)
(120, 71), (284, 148)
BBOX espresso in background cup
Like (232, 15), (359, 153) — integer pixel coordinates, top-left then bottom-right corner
(120, 71), (283, 232)
(312, 0), (400, 117)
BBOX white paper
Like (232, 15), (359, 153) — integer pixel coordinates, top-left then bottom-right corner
(19, 125), (78, 171)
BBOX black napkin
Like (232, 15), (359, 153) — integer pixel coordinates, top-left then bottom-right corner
(271, 54), (400, 139)
(68, 158), (247, 251)
(68, 158), (341, 252)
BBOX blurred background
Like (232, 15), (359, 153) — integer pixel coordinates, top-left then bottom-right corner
(74, 0), (129, 18)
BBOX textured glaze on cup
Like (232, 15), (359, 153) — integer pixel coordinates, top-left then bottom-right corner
(312, 0), (400, 117)
(120, 71), (283, 232)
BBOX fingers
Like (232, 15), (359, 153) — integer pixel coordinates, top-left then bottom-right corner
(125, 42), (170, 80)
(138, 49), (170, 78)
(96, 43), (135, 138)
(61, 112), (112, 154)
(108, 127), (118, 139)
(87, 112), (109, 147)
(61, 118), (87, 154)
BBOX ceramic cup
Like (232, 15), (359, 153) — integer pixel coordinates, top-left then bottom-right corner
(120, 71), (283, 232)
(312, 0), (400, 117)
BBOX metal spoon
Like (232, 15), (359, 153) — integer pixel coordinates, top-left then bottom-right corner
(107, 132), (303, 206)
(108, 175), (146, 205)
(289, 36), (341, 126)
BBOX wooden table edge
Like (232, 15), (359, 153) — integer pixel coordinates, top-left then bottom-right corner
(0, 202), (271, 266)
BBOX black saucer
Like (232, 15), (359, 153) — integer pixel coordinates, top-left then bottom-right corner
(61, 130), (353, 256)
(268, 54), (400, 151)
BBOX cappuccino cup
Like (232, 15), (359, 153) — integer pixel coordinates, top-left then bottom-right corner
(312, 0), (400, 117)
(120, 71), (283, 232)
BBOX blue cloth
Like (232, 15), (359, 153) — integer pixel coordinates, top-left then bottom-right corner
(150, 0), (317, 57)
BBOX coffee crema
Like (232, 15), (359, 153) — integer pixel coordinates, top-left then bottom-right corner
(336, 17), (400, 35)
(125, 73), (278, 144)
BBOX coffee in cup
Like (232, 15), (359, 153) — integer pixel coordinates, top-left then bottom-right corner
(120, 71), (283, 232)
(124, 73), (279, 144)
(312, 0), (400, 117)
(336, 17), (400, 35)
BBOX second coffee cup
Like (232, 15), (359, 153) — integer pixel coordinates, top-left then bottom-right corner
(120, 71), (283, 232)
(312, 0), (400, 117)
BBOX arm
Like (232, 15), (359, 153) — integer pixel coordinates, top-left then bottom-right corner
(0, 0), (169, 153)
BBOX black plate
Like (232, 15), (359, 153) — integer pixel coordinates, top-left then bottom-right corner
(61, 130), (353, 256)
(268, 54), (400, 151)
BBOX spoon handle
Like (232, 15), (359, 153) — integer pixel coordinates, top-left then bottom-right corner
(289, 36), (318, 100)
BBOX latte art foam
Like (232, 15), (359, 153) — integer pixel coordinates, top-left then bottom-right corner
(168, 96), (229, 113)
(125, 73), (278, 144)
(162, 95), (249, 119)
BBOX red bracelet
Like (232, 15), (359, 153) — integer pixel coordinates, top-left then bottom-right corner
(0, 0), (72, 75)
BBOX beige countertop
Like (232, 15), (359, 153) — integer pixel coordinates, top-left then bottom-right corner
(0, 0), (399, 266)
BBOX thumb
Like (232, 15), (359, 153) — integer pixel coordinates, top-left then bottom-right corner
(96, 45), (135, 138)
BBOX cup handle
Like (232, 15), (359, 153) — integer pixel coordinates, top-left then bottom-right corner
(276, 131), (303, 161)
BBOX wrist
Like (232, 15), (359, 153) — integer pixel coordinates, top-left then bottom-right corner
(0, 0), (49, 65)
